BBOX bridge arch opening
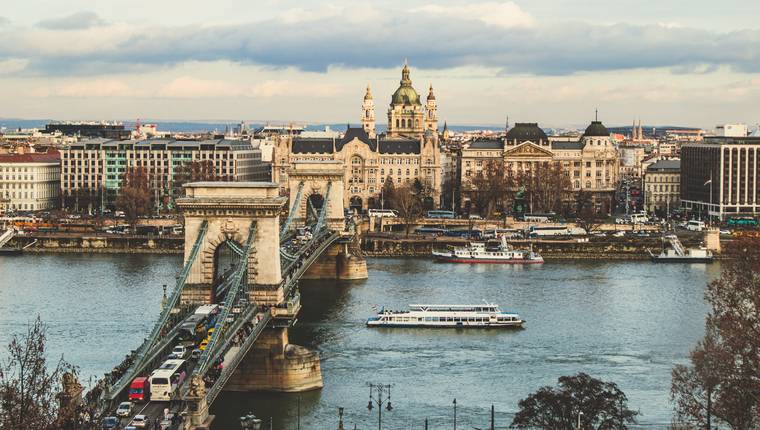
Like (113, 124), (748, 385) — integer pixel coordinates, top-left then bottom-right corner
(212, 239), (243, 302)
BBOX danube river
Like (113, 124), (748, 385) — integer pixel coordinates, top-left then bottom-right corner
(0, 254), (718, 429)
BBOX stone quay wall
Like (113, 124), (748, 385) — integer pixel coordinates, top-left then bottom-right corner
(8, 233), (183, 254)
(361, 234), (707, 260)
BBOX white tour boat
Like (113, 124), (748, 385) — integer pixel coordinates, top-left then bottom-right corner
(367, 303), (524, 328)
(432, 236), (544, 264)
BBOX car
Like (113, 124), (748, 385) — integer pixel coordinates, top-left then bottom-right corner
(720, 229), (732, 235)
(169, 345), (188, 359)
(468, 214), (483, 220)
(129, 414), (150, 428)
(116, 401), (133, 417)
(612, 231), (626, 237)
(101, 416), (120, 429)
(191, 348), (202, 359)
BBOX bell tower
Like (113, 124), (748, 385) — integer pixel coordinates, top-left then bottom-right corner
(425, 84), (438, 132)
(361, 84), (376, 138)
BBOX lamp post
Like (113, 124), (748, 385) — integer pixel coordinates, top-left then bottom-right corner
(338, 407), (345, 430)
(367, 383), (393, 430)
(576, 411), (584, 430)
(453, 398), (457, 430)
(240, 412), (263, 430)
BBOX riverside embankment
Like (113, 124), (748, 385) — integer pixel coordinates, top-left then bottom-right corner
(9, 232), (183, 254)
(361, 233), (709, 260)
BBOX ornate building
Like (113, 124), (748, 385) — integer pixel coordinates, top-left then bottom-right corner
(273, 63), (441, 211)
(460, 121), (620, 213)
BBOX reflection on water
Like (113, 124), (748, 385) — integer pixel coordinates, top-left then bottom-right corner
(0, 255), (718, 429)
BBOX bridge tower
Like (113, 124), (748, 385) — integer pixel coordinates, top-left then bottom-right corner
(285, 160), (368, 280)
(177, 182), (287, 305)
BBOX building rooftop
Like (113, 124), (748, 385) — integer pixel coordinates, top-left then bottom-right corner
(468, 139), (504, 150)
(506, 123), (548, 142)
(582, 121), (610, 138)
(647, 159), (681, 172)
(551, 141), (584, 150)
(0, 151), (60, 164)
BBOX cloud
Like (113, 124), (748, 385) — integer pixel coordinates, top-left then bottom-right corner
(36, 11), (106, 31)
(0, 58), (28, 75)
(32, 79), (134, 97)
(3, 3), (760, 77)
(157, 76), (342, 98)
(0, 17), (9, 26)
(413, 2), (535, 28)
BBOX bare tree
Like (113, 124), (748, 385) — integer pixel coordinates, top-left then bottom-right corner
(0, 316), (76, 430)
(391, 182), (423, 237)
(514, 161), (572, 214)
(116, 166), (152, 226)
(671, 236), (760, 429)
(467, 160), (509, 216)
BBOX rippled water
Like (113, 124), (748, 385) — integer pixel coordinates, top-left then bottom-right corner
(0, 255), (717, 429)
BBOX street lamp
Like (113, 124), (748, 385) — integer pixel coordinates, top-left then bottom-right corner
(338, 407), (345, 430)
(367, 383), (393, 430)
(240, 412), (262, 430)
(576, 411), (584, 430)
(453, 398), (457, 430)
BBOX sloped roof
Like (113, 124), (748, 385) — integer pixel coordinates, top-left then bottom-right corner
(506, 123), (548, 142)
(378, 139), (420, 154)
(0, 151), (60, 163)
(469, 139), (504, 150)
(338, 127), (375, 151)
(551, 141), (584, 150)
(292, 138), (335, 154)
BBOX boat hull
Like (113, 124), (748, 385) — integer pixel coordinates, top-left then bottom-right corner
(0, 248), (22, 255)
(433, 255), (543, 264)
(651, 256), (714, 263)
(367, 321), (524, 328)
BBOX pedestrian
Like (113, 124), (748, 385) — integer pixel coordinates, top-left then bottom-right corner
(155, 417), (161, 429)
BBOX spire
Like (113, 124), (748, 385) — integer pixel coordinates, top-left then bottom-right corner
(364, 84), (373, 100)
(443, 121), (448, 131)
(595, 108), (598, 121)
(427, 84), (435, 101)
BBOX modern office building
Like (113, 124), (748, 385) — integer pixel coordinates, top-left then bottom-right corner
(45, 122), (131, 140)
(0, 151), (61, 212)
(681, 136), (760, 220)
(61, 138), (268, 210)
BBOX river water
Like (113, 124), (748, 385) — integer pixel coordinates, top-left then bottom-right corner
(0, 255), (718, 429)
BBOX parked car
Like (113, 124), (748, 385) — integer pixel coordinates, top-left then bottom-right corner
(116, 401), (133, 417)
(191, 348), (202, 359)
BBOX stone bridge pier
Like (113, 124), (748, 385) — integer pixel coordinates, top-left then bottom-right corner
(176, 182), (322, 393)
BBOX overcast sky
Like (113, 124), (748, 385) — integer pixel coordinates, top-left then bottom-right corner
(1, 0), (760, 128)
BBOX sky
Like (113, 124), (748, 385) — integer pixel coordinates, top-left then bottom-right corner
(1, 0), (760, 129)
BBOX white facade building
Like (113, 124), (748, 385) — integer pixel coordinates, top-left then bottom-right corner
(716, 123), (748, 137)
(0, 152), (61, 212)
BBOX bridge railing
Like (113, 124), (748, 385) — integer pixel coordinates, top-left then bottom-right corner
(105, 220), (208, 401)
(280, 181), (305, 241)
(203, 310), (272, 405)
(194, 220), (257, 377)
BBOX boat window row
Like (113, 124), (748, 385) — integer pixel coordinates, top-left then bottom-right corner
(383, 316), (517, 322)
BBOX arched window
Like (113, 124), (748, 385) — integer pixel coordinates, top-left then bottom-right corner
(352, 156), (362, 165)
(585, 180), (591, 189)
(366, 110), (370, 118)
(402, 119), (407, 128)
(396, 119), (400, 128)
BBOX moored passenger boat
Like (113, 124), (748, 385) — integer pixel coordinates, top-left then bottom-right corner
(432, 236), (543, 264)
(367, 303), (524, 328)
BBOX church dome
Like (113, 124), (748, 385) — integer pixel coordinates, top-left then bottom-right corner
(391, 63), (421, 106)
(583, 120), (609, 137)
(506, 123), (547, 142)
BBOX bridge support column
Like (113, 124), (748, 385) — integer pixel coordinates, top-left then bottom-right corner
(225, 327), (323, 392)
(705, 227), (721, 253)
(302, 242), (368, 280)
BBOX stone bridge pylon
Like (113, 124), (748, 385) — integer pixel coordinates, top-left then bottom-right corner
(177, 182), (287, 305)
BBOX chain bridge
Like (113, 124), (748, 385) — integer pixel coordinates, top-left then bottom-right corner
(95, 161), (367, 429)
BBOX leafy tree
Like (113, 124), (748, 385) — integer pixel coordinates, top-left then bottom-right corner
(511, 373), (638, 430)
(116, 166), (153, 226)
(0, 316), (76, 430)
(671, 236), (760, 429)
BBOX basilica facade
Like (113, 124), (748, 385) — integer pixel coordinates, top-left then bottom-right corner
(272, 64), (441, 211)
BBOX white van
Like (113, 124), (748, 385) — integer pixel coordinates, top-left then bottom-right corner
(686, 220), (706, 232)
(368, 209), (399, 218)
